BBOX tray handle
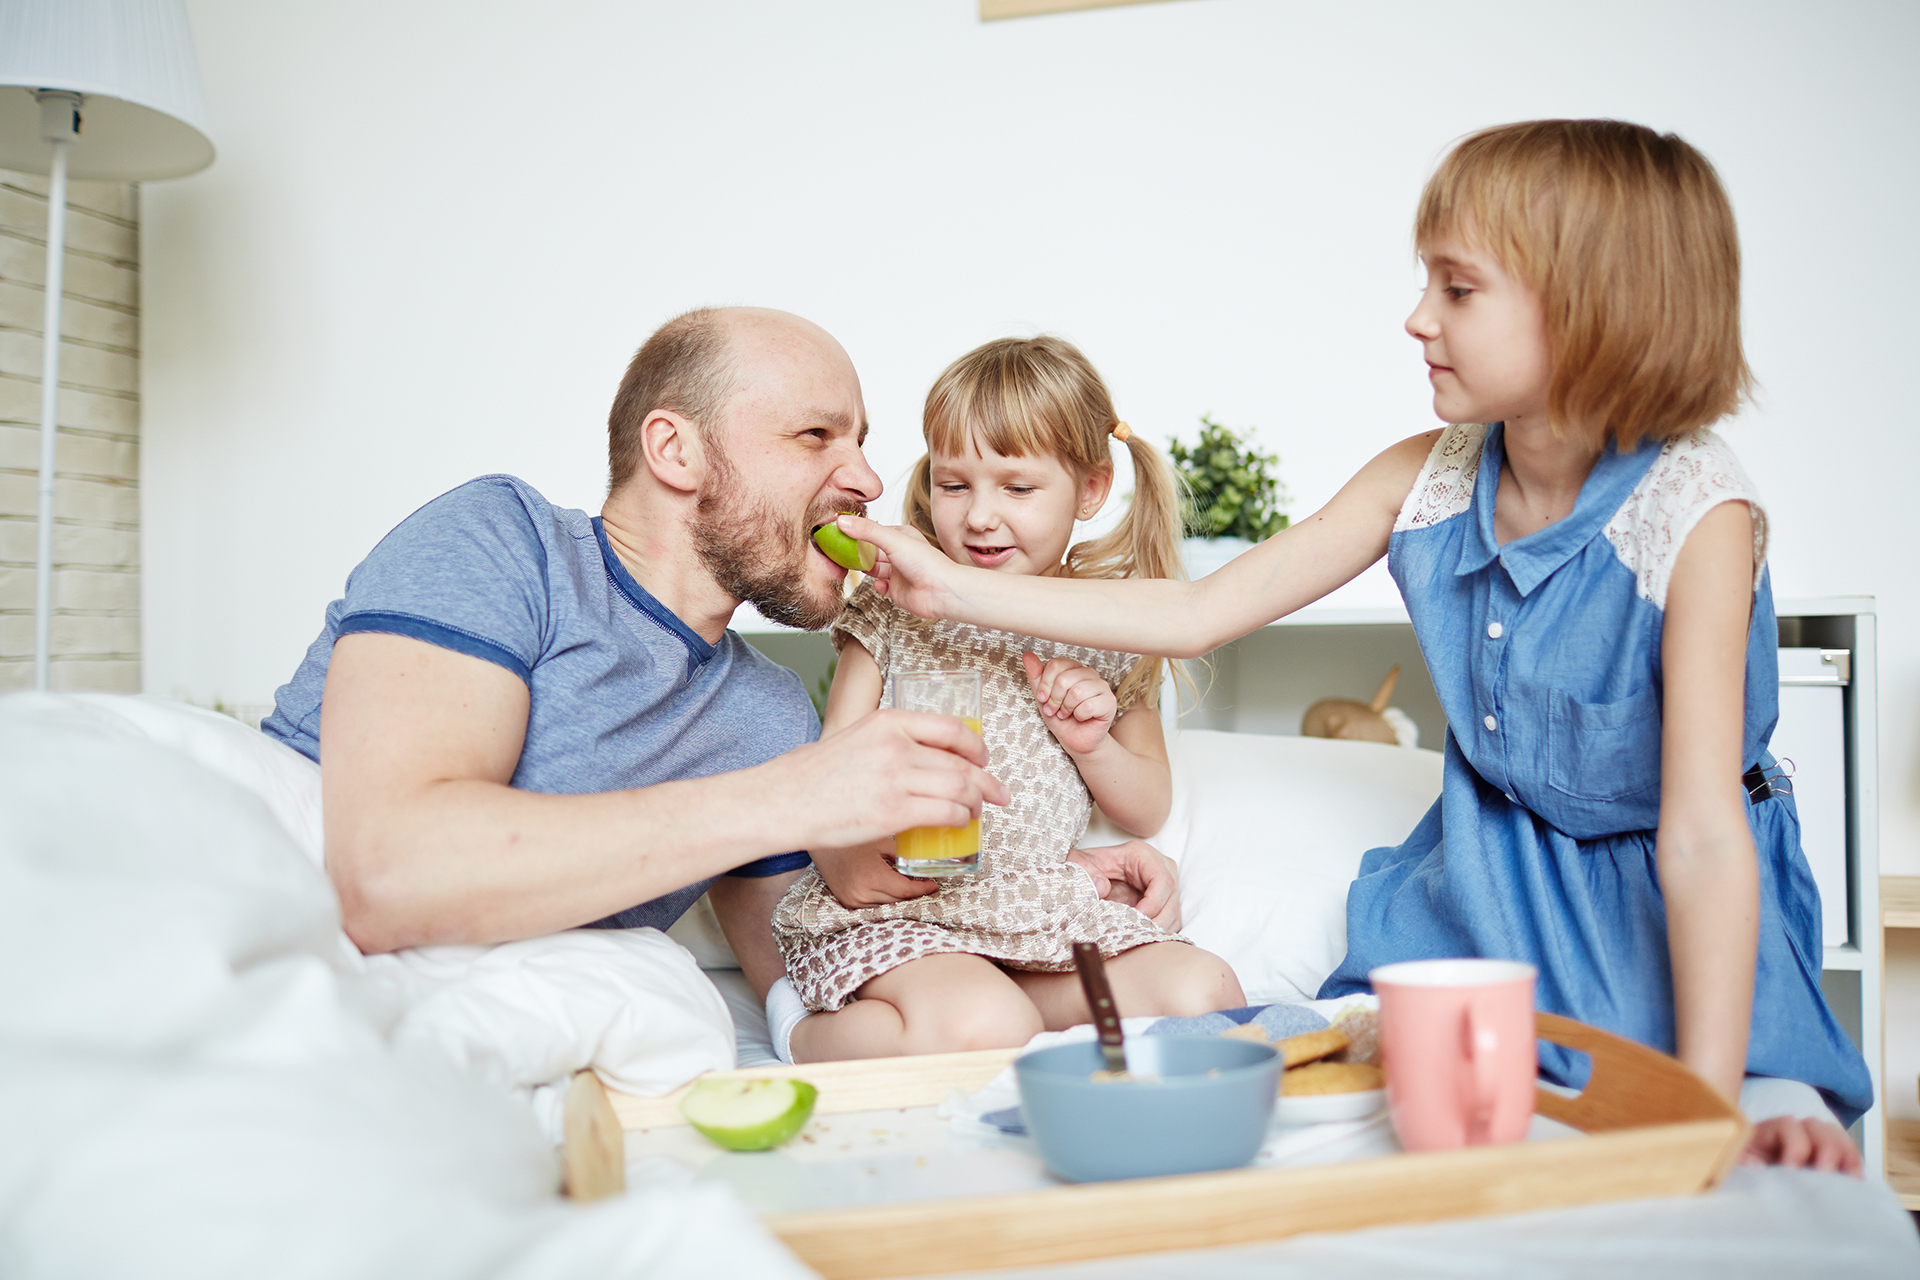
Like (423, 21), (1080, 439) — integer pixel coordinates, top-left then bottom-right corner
(1533, 1010), (1744, 1133)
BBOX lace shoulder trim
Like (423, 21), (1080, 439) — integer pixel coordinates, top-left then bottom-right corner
(1601, 431), (1768, 609)
(1393, 423), (1487, 532)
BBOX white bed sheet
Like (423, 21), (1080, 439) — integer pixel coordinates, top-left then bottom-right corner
(709, 966), (783, 1068)
(931, 1163), (1914, 1280)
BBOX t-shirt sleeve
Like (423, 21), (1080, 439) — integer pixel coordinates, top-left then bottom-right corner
(829, 576), (893, 669)
(333, 478), (552, 683)
(725, 851), (811, 877)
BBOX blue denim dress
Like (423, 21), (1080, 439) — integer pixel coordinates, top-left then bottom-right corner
(1318, 423), (1873, 1125)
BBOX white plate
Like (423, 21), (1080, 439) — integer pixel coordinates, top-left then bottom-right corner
(1274, 1087), (1386, 1127)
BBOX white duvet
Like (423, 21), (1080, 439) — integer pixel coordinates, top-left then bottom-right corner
(7, 692), (1914, 1280)
(0, 693), (810, 1280)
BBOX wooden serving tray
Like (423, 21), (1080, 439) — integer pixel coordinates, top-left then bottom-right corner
(566, 1012), (1748, 1278)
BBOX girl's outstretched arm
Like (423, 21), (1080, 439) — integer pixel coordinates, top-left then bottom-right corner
(1657, 500), (1761, 1103)
(839, 430), (1439, 658)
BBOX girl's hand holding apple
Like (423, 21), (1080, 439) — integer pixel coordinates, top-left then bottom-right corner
(831, 514), (961, 621)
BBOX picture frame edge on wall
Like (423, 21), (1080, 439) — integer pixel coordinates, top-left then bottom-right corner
(980, 0), (1195, 23)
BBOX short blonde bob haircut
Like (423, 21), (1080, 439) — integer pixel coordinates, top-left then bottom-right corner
(1417, 119), (1753, 451)
(902, 336), (1184, 712)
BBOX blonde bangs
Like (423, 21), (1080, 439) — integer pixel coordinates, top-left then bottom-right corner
(1416, 120), (1753, 450)
(1414, 129), (1556, 290)
(922, 350), (1067, 465)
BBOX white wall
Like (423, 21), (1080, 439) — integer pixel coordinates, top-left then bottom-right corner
(143, 0), (1919, 1085)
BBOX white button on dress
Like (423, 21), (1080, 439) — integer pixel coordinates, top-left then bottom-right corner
(1484, 714), (1498, 731)
(1487, 622), (1504, 639)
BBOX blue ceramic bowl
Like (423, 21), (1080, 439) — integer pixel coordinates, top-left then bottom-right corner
(1014, 1036), (1282, 1182)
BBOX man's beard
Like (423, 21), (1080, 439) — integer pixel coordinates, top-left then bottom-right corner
(690, 444), (862, 632)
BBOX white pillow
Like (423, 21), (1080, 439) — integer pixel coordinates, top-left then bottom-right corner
(1086, 730), (1443, 1004)
(60, 693), (324, 866)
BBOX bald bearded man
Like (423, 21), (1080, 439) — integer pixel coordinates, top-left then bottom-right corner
(264, 307), (1178, 1000)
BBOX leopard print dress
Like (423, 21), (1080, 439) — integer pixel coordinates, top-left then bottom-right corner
(771, 579), (1183, 1012)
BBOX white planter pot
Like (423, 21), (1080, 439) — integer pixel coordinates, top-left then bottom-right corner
(1181, 536), (1256, 579)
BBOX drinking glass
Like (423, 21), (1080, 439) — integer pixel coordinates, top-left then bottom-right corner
(891, 670), (984, 879)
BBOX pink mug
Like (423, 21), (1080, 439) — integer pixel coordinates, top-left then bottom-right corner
(1371, 958), (1537, 1151)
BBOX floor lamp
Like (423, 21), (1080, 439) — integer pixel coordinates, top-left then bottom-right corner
(0, 0), (213, 691)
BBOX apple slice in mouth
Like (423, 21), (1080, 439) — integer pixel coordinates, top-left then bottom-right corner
(812, 521), (877, 572)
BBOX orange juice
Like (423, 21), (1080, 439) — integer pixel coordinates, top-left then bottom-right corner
(894, 816), (981, 864)
(895, 715), (983, 877)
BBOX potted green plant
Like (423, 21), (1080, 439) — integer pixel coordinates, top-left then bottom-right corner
(1166, 415), (1289, 578)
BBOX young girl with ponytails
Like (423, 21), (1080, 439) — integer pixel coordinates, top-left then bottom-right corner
(767, 336), (1243, 1063)
(836, 121), (1872, 1170)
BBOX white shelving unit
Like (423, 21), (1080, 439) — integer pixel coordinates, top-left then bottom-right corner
(732, 594), (1885, 1170)
(1773, 598), (1882, 1174)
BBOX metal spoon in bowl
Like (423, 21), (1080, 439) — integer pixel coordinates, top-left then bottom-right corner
(1072, 942), (1128, 1077)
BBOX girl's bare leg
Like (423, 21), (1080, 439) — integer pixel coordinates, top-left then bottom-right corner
(1010, 942), (1244, 1032)
(789, 952), (1045, 1063)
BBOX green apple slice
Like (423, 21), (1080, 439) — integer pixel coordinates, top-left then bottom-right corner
(680, 1077), (819, 1151)
(812, 522), (877, 572)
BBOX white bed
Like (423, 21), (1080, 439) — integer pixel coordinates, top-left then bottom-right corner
(1, 691), (1912, 1279)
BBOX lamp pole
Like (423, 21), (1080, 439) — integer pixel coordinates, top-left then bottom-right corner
(33, 89), (79, 692)
(3, 0), (216, 692)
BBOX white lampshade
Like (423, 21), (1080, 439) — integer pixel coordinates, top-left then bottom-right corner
(0, 0), (214, 180)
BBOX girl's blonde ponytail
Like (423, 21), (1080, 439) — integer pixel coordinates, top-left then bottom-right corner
(1064, 429), (1186, 711)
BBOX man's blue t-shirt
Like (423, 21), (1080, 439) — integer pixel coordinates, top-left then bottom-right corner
(262, 475), (816, 930)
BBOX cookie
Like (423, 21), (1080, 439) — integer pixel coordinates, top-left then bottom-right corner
(1329, 1008), (1380, 1067)
(1276, 1027), (1349, 1068)
(1219, 1023), (1271, 1044)
(1281, 1061), (1385, 1096)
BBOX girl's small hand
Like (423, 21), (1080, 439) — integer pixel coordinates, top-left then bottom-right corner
(1739, 1116), (1862, 1177)
(1022, 652), (1118, 756)
(832, 515), (957, 621)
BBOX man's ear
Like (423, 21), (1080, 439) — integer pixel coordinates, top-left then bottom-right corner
(1077, 464), (1115, 521)
(640, 408), (706, 495)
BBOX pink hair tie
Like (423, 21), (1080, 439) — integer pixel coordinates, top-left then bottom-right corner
(1111, 421), (1132, 443)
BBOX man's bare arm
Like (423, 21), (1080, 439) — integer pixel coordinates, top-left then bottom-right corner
(321, 633), (1007, 953)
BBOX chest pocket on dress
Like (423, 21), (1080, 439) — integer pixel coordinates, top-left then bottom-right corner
(1545, 685), (1662, 802)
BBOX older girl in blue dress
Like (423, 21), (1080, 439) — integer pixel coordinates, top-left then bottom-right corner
(839, 119), (1872, 1171)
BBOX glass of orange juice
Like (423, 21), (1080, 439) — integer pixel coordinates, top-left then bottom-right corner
(892, 670), (984, 879)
